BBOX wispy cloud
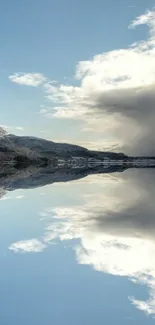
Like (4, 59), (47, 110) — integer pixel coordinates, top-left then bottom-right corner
(0, 194), (25, 201)
(15, 126), (24, 131)
(129, 10), (155, 31)
(9, 72), (46, 86)
(47, 138), (119, 151)
(0, 124), (24, 135)
(15, 195), (25, 199)
(9, 239), (46, 253)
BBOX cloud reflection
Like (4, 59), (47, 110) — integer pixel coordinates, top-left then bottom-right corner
(9, 169), (155, 316)
(9, 239), (46, 253)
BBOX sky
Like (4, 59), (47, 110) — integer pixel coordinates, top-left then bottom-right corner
(1, 0), (155, 154)
(2, 4), (155, 323)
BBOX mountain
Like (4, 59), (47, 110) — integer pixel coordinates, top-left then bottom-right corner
(0, 133), (127, 165)
(0, 164), (127, 192)
(0, 161), (155, 196)
(0, 133), (127, 198)
(1, 132), (155, 199)
(0, 126), (7, 137)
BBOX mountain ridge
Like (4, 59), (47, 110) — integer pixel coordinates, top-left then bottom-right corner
(1, 132), (155, 199)
(0, 133), (127, 164)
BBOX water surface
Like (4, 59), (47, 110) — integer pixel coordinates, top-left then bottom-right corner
(0, 168), (155, 324)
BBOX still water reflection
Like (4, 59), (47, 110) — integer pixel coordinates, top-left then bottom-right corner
(0, 168), (155, 324)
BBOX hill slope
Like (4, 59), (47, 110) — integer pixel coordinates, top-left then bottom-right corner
(0, 133), (127, 163)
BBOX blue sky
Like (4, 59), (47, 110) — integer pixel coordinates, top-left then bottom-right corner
(1, 4), (155, 322)
(1, 3), (155, 323)
(1, 0), (155, 153)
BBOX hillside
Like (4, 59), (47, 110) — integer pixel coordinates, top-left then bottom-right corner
(0, 133), (127, 164)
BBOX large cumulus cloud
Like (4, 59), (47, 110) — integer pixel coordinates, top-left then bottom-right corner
(9, 9), (155, 154)
(41, 170), (155, 316)
(9, 169), (155, 316)
(40, 9), (155, 155)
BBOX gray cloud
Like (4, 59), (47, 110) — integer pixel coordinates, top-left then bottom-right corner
(37, 169), (155, 315)
(38, 9), (155, 155)
(76, 84), (155, 155)
(8, 167), (155, 315)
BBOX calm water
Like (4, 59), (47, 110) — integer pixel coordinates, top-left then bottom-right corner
(0, 168), (155, 324)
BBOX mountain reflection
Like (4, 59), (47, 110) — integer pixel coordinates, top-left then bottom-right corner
(2, 167), (155, 317)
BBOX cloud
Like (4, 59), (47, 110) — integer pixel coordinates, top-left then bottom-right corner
(15, 195), (25, 199)
(0, 125), (24, 136)
(8, 9), (155, 154)
(48, 138), (119, 151)
(0, 196), (12, 201)
(130, 291), (155, 316)
(129, 10), (155, 31)
(0, 189), (25, 201)
(9, 239), (46, 253)
(15, 126), (24, 131)
(9, 73), (46, 86)
(33, 169), (155, 316)
(8, 169), (155, 315)
(38, 9), (155, 155)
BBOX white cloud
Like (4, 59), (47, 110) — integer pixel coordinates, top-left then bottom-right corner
(9, 72), (46, 86)
(7, 169), (155, 315)
(15, 195), (25, 199)
(130, 289), (155, 316)
(129, 10), (155, 33)
(32, 170), (155, 317)
(38, 9), (155, 155)
(39, 108), (48, 114)
(8, 9), (155, 154)
(15, 126), (24, 131)
(0, 195), (11, 201)
(9, 239), (46, 253)
(43, 215), (155, 317)
(0, 124), (24, 134)
(47, 138), (119, 151)
(0, 192), (25, 201)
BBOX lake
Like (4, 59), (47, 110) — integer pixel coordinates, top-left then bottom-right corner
(0, 168), (155, 324)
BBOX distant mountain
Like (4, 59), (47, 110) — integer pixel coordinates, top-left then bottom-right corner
(0, 164), (127, 192)
(0, 133), (127, 165)
(0, 162), (155, 196)
(0, 133), (127, 198)
(1, 133), (155, 199)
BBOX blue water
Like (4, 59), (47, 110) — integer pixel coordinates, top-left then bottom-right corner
(0, 169), (155, 324)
